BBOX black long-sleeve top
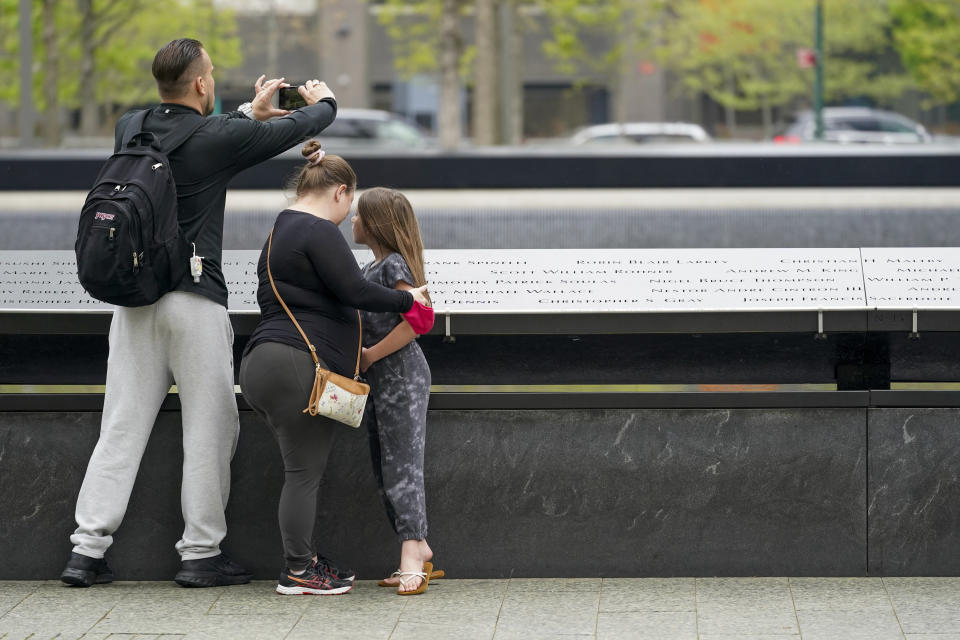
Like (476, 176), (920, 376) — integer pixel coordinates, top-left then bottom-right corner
(243, 209), (414, 377)
(113, 98), (337, 307)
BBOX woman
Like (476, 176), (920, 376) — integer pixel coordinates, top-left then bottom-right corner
(239, 140), (429, 596)
(352, 188), (439, 595)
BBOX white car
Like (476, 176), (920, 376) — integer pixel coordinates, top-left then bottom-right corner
(571, 122), (711, 145)
(775, 107), (932, 144)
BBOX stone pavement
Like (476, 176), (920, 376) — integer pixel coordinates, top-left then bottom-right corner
(2, 577), (960, 640)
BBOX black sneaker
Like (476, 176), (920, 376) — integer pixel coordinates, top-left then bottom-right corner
(276, 565), (353, 595)
(60, 552), (114, 587)
(315, 554), (356, 582)
(174, 553), (252, 588)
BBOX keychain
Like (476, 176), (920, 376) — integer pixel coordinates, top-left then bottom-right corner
(190, 243), (203, 283)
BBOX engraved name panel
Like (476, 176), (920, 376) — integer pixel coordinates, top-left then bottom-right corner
(0, 251), (106, 309)
(1, 248), (870, 313)
(422, 249), (866, 312)
(862, 247), (960, 309)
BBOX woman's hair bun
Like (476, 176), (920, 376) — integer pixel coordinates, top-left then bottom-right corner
(301, 139), (323, 159)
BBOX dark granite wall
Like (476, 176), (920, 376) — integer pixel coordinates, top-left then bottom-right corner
(868, 408), (960, 576)
(1, 407), (867, 580)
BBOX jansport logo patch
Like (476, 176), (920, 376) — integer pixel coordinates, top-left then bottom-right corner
(94, 212), (115, 221)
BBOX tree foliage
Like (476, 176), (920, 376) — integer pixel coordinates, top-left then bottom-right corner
(656, 0), (911, 113)
(538, 0), (665, 77)
(508, 0), (935, 116)
(377, 0), (471, 79)
(891, 0), (960, 106)
(1, 1), (241, 113)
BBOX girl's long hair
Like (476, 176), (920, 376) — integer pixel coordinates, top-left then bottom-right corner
(357, 187), (430, 304)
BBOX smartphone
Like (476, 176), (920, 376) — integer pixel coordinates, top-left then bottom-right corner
(278, 86), (307, 110)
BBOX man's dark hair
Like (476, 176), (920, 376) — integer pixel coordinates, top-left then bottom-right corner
(152, 38), (205, 98)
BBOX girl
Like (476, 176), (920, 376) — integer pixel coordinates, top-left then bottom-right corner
(352, 187), (440, 595)
(240, 143), (429, 596)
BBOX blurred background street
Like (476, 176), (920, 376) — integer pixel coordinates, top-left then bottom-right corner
(4, 0), (960, 152)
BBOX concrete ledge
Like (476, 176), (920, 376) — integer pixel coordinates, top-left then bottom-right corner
(9, 390), (960, 412)
(0, 390), (871, 412)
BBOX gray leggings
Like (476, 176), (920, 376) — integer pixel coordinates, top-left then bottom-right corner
(239, 341), (340, 572)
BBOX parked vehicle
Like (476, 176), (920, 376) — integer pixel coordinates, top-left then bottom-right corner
(571, 122), (711, 145)
(774, 107), (931, 144)
(316, 108), (430, 149)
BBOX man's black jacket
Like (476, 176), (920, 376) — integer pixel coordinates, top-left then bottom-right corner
(113, 98), (337, 308)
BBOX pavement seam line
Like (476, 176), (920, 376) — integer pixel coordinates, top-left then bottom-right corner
(388, 587), (411, 640)
(881, 576), (908, 639)
(87, 597), (118, 638)
(693, 578), (699, 640)
(281, 608), (305, 640)
(595, 578), (603, 639)
(787, 576), (803, 640)
(492, 578), (509, 639)
(2, 586), (38, 621)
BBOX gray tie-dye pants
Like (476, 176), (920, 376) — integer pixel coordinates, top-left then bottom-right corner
(363, 340), (431, 541)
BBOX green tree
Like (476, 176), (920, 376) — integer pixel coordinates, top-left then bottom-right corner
(377, 0), (469, 148)
(537, 0), (666, 126)
(377, 0), (650, 145)
(539, 0), (662, 75)
(535, 1), (920, 137)
(890, 0), (960, 106)
(2, 0), (241, 143)
(656, 0), (911, 136)
(73, 0), (242, 134)
(0, 0), (31, 107)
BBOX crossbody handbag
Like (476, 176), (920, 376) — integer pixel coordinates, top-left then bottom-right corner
(267, 228), (369, 428)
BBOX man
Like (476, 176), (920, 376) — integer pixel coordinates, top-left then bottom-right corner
(60, 38), (337, 588)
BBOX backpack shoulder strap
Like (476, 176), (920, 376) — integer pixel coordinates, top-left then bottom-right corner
(119, 109), (205, 155)
(118, 110), (151, 148)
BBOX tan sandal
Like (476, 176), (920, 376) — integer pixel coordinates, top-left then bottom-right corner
(378, 562), (444, 586)
(396, 566), (429, 595)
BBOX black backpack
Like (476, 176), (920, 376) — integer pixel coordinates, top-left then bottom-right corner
(76, 109), (204, 307)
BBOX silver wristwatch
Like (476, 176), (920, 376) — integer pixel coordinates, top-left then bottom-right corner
(238, 102), (254, 119)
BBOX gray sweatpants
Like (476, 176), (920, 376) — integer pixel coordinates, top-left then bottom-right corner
(71, 291), (240, 561)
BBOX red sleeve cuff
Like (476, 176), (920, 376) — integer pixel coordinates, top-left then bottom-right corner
(402, 301), (434, 334)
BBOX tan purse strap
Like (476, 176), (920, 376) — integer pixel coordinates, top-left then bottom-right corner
(267, 228), (363, 380)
